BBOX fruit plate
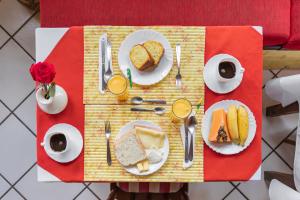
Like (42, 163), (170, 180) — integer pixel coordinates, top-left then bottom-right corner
(201, 100), (256, 155)
(115, 120), (169, 176)
(118, 29), (173, 85)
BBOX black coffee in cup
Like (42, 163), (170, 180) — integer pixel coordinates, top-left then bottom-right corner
(50, 133), (67, 152)
(218, 61), (236, 79)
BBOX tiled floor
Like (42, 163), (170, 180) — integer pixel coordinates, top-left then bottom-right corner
(0, 1), (300, 200)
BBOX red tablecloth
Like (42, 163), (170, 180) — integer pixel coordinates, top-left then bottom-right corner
(204, 26), (262, 180)
(37, 26), (262, 182)
(37, 27), (84, 181)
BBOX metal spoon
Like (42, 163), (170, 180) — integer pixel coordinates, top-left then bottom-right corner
(131, 96), (166, 105)
(187, 115), (197, 161)
(130, 107), (166, 115)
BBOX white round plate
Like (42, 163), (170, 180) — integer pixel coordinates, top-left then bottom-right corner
(204, 54), (244, 94)
(115, 120), (169, 176)
(118, 29), (173, 85)
(201, 100), (256, 155)
(43, 123), (83, 163)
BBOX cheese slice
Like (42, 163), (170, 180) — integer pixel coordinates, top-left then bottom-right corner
(136, 159), (149, 172)
(135, 126), (165, 149)
(137, 162), (144, 172)
(143, 160), (149, 171)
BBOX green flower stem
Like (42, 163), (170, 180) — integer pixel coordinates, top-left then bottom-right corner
(43, 84), (50, 99)
(127, 68), (133, 88)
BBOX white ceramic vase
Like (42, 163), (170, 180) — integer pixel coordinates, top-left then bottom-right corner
(36, 84), (68, 114)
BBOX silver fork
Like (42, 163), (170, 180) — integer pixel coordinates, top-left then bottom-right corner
(104, 40), (113, 83)
(175, 44), (182, 88)
(105, 120), (112, 166)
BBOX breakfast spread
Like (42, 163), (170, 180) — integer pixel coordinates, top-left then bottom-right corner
(209, 105), (249, 146)
(129, 40), (164, 71)
(36, 26), (262, 184)
(114, 123), (166, 173)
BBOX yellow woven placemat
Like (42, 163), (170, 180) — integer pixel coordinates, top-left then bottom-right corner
(84, 105), (204, 182)
(84, 26), (205, 105)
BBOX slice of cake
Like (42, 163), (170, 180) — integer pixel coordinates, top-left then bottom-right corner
(143, 40), (164, 65)
(129, 44), (154, 71)
(114, 131), (147, 166)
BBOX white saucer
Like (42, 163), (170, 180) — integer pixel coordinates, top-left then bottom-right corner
(43, 123), (83, 163)
(204, 54), (244, 94)
(201, 100), (257, 155)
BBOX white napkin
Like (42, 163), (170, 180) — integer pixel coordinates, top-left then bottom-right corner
(265, 74), (300, 107)
(269, 179), (300, 200)
(180, 111), (196, 169)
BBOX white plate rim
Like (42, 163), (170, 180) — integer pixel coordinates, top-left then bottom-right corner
(43, 123), (83, 163)
(201, 100), (257, 155)
(115, 120), (169, 176)
(118, 29), (173, 85)
(204, 54), (244, 94)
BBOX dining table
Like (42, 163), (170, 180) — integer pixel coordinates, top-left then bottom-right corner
(35, 25), (262, 183)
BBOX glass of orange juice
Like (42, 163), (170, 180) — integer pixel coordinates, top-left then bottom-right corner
(107, 74), (129, 101)
(170, 98), (192, 123)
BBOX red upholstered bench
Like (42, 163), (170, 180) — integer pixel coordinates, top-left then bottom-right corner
(40, 0), (299, 48)
(284, 0), (300, 49)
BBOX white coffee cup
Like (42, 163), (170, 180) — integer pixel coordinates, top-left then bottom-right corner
(216, 56), (245, 82)
(41, 131), (70, 156)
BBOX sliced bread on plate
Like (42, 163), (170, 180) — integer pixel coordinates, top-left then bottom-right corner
(143, 40), (164, 65)
(114, 131), (147, 166)
(129, 44), (154, 71)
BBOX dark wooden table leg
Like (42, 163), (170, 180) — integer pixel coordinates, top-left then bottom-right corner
(108, 183), (119, 200)
(283, 138), (296, 146)
(264, 171), (295, 190)
(266, 102), (299, 117)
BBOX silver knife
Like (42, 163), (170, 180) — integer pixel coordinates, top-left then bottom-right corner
(188, 115), (197, 161)
(184, 120), (189, 163)
(99, 34), (107, 93)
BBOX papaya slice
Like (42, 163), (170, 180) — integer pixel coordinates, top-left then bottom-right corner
(208, 109), (231, 143)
